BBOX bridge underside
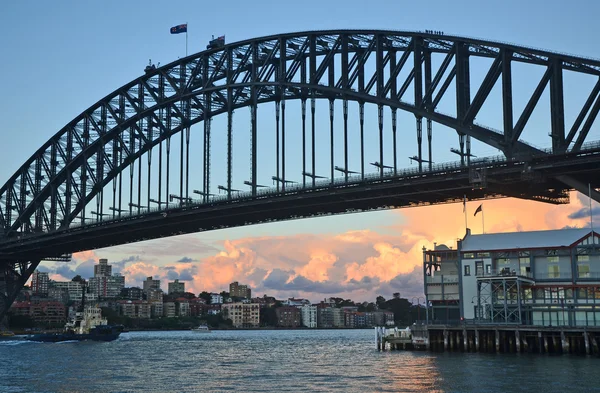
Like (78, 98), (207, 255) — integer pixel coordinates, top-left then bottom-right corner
(2, 147), (599, 262)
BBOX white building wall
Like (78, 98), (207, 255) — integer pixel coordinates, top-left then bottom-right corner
(301, 305), (317, 328)
(461, 257), (491, 319)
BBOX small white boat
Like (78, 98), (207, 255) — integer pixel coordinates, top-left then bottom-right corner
(191, 324), (211, 333)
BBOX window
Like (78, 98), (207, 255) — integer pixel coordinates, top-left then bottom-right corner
(463, 253), (474, 259)
(578, 265), (591, 278)
(497, 258), (511, 265)
(475, 261), (484, 276)
(547, 256), (559, 263)
(578, 255), (590, 262)
(548, 265), (560, 279)
(486, 264), (491, 274)
(464, 265), (471, 276)
(477, 252), (490, 258)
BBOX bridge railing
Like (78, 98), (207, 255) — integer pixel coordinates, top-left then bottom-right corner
(62, 157), (505, 231)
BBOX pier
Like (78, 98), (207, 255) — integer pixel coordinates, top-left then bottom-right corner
(376, 325), (600, 355)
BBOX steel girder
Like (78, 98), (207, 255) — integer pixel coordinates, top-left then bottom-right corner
(2, 30), (600, 239)
(0, 260), (40, 326)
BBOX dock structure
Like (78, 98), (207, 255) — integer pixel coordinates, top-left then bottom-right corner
(376, 324), (600, 355)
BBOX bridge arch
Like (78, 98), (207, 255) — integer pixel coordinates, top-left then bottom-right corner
(1, 29), (600, 239)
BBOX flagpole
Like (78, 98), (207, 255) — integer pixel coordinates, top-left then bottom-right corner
(590, 183), (594, 234)
(185, 22), (188, 56)
(482, 209), (485, 234)
(463, 194), (468, 234)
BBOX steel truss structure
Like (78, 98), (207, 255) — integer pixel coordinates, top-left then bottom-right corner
(2, 30), (600, 322)
(475, 275), (535, 324)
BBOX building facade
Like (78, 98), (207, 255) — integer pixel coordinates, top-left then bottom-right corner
(168, 279), (185, 295)
(424, 228), (600, 327)
(222, 303), (260, 328)
(94, 258), (112, 277)
(30, 270), (50, 296)
(276, 306), (301, 327)
(143, 277), (161, 293)
(229, 282), (251, 299)
(88, 274), (125, 298)
(210, 293), (223, 304)
(301, 305), (318, 328)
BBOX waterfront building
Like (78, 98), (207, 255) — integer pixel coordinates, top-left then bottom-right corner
(176, 299), (190, 317)
(344, 311), (357, 328)
(222, 303), (260, 328)
(276, 306), (301, 327)
(151, 302), (163, 318)
(10, 301), (66, 326)
(168, 279), (185, 295)
(31, 270), (50, 296)
(210, 293), (223, 304)
(332, 308), (345, 327)
(118, 300), (151, 318)
(143, 276), (161, 293)
(317, 306), (334, 328)
(163, 302), (176, 317)
(424, 228), (600, 327)
(301, 305), (318, 328)
(94, 258), (112, 277)
(188, 298), (206, 316)
(229, 281), (251, 299)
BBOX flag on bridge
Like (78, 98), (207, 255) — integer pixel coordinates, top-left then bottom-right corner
(474, 204), (483, 216)
(170, 24), (187, 34)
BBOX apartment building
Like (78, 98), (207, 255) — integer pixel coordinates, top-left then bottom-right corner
(222, 303), (260, 328)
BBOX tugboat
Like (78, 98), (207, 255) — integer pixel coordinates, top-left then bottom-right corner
(27, 281), (123, 343)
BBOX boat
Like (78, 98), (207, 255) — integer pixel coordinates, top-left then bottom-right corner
(191, 324), (211, 333)
(27, 282), (123, 343)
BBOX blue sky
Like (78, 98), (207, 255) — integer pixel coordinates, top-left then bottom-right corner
(2, 0), (600, 300)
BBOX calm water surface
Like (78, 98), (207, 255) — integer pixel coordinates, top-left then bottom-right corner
(1, 329), (598, 393)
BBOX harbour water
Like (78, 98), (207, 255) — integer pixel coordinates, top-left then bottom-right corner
(1, 329), (598, 393)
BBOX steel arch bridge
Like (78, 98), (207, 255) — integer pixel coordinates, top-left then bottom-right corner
(2, 29), (600, 322)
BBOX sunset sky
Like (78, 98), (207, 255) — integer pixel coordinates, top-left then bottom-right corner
(2, 0), (600, 302)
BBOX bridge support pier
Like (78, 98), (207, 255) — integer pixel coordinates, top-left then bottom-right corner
(0, 260), (41, 327)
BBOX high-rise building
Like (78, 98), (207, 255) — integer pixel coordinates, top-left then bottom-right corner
(168, 279), (185, 294)
(88, 274), (125, 298)
(94, 258), (112, 277)
(143, 276), (161, 293)
(229, 281), (251, 299)
(30, 270), (49, 296)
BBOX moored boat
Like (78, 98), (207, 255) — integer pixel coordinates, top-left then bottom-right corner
(191, 324), (211, 333)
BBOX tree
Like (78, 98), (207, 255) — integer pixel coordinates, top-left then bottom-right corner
(376, 296), (387, 309)
(71, 275), (84, 283)
(198, 291), (212, 304)
(180, 292), (196, 300)
(393, 292), (400, 299)
(260, 306), (278, 327)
